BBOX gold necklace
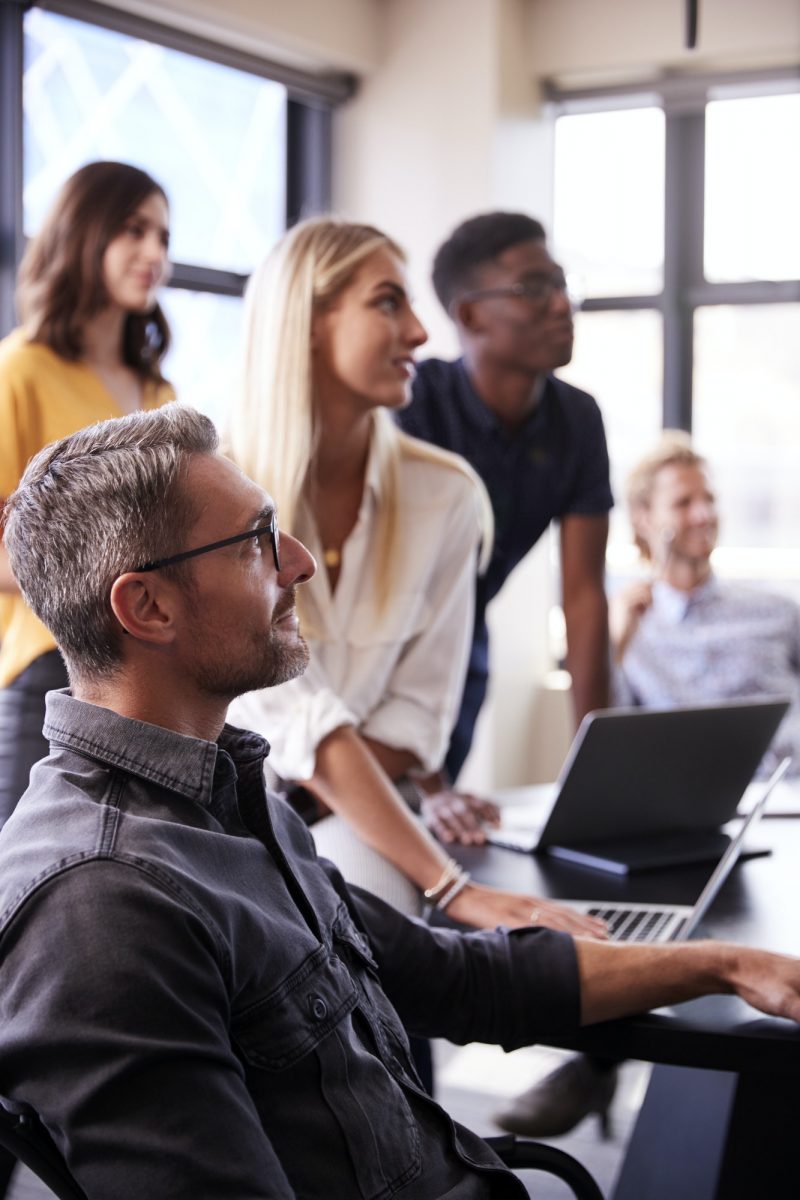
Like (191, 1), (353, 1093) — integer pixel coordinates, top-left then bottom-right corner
(323, 547), (341, 569)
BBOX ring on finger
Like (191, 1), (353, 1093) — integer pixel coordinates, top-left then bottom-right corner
(529, 908), (540, 923)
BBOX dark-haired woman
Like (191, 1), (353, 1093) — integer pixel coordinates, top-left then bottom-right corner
(0, 160), (174, 827)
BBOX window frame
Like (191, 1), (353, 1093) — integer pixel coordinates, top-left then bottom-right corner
(547, 67), (800, 433)
(0, 0), (353, 333)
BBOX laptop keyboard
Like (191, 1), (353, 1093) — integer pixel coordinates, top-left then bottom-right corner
(587, 905), (688, 943)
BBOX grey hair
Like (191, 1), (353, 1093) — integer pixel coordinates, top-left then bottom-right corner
(4, 405), (218, 681)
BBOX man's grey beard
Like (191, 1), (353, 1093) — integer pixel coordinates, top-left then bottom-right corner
(191, 629), (310, 703)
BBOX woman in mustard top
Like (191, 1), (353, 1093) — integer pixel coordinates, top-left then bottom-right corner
(0, 161), (174, 825)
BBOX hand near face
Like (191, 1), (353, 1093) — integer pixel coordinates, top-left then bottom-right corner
(609, 580), (654, 663)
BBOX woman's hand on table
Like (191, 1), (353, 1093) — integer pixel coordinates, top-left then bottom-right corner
(446, 881), (609, 939)
(420, 788), (501, 845)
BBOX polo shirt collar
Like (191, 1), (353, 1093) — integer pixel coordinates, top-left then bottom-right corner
(43, 689), (270, 808)
(455, 359), (550, 439)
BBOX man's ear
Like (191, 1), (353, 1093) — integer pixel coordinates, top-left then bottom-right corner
(452, 297), (487, 337)
(109, 573), (179, 646)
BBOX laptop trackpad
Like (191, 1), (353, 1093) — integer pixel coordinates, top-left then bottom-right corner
(544, 829), (734, 874)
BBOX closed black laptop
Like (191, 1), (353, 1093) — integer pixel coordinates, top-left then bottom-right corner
(534, 698), (790, 873)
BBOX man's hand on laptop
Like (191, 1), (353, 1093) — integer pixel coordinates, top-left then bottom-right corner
(447, 882), (609, 939)
(720, 946), (800, 1023)
(575, 940), (800, 1025)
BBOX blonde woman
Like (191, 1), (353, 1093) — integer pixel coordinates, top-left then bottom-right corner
(228, 217), (603, 938)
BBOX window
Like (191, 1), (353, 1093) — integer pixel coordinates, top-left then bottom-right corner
(550, 76), (800, 574)
(704, 94), (800, 284)
(1, 0), (350, 426)
(554, 106), (665, 299)
(159, 291), (245, 429)
(561, 308), (663, 548)
(24, 9), (287, 274)
(693, 303), (800, 552)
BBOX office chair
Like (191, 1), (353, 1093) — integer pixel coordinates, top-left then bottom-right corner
(0, 1099), (86, 1200)
(486, 1134), (604, 1199)
(0, 1099), (602, 1200)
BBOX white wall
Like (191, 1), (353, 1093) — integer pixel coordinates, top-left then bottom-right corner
(335, 0), (500, 356)
(102, 0), (382, 72)
(526, 0), (800, 85)
(107, 0), (800, 79)
(334, 0), (556, 357)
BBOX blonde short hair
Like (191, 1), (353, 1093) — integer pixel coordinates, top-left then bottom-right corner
(626, 431), (707, 559)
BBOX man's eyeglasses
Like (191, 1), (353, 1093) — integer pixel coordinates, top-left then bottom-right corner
(457, 269), (580, 309)
(134, 514), (281, 574)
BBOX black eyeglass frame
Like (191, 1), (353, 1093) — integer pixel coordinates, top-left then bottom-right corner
(134, 514), (281, 574)
(457, 269), (575, 308)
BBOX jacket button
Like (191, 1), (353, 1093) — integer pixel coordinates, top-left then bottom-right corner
(310, 995), (328, 1021)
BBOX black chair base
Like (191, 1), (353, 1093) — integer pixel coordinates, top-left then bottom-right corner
(486, 1133), (605, 1200)
(0, 1100), (86, 1200)
(0, 1097), (602, 1200)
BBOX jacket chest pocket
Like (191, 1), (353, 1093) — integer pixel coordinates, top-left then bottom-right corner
(232, 939), (421, 1199)
(233, 943), (357, 1069)
(331, 909), (422, 1081)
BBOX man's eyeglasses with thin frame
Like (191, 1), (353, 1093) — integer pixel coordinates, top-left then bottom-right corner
(457, 268), (581, 310)
(134, 514), (281, 574)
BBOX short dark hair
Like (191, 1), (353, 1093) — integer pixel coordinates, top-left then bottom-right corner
(432, 211), (547, 313)
(16, 160), (171, 381)
(4, 406), (217, 682)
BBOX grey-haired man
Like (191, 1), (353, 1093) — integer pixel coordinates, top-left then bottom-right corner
(1, 405), (799, 1198)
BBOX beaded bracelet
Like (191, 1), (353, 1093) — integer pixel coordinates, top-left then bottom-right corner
(436, 869), (472, 913)
(422, 857), (460, 904)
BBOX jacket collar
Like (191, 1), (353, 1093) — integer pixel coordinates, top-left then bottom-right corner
(43, 689), (270, 808)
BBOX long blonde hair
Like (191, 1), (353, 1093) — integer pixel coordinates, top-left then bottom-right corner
(228, 216), (492, 610)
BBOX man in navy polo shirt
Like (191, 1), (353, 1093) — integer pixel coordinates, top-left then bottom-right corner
(399, 212), (612, 783)
(399, 215), (615, 1135)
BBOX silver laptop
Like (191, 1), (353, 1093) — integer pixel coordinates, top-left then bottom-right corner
(563, 759), (790, 943)
(490, 698), (790, 872)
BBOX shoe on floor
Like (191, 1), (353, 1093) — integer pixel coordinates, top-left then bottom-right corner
(492, 1054), (618, 1140)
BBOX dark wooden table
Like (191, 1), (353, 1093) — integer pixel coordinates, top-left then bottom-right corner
(453, 814), (800, 1199)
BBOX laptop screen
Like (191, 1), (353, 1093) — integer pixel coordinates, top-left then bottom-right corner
(680, 757), (791, 940)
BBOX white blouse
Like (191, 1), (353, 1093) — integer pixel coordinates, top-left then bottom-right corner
(229, 441), (482, 781)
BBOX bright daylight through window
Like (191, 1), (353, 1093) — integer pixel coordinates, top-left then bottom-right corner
(551, 85), (800, 583)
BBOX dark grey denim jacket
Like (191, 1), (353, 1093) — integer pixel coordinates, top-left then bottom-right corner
(0, 691), (579, 1199)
